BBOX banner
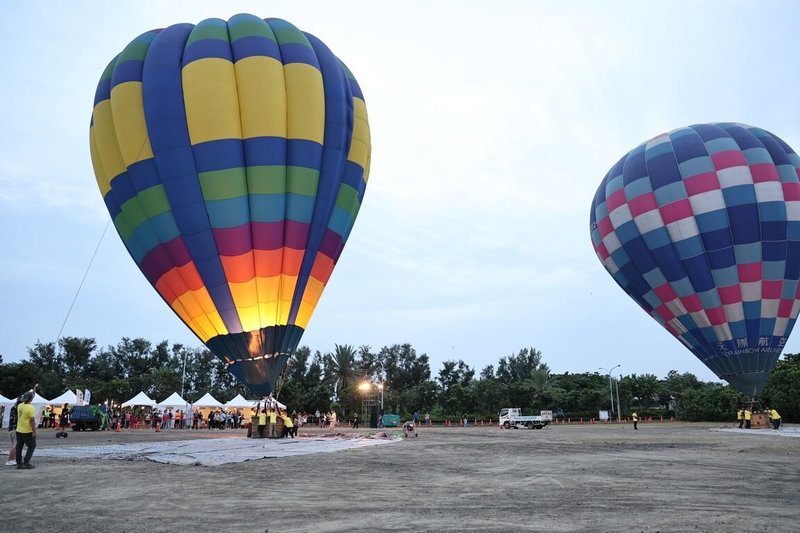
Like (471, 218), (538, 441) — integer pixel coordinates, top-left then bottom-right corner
(76, 389), (84, 406)
(84, 389), (91, 406)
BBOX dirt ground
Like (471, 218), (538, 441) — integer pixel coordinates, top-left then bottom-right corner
(1, 421), (798, 532)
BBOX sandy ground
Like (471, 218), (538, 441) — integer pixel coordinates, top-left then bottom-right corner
(1, 421), (799, 532)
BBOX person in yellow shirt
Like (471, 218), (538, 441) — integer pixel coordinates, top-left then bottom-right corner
(744, 408), (752, 429)
(257, 408), (267, 438)
(268, 408), (278, 438)
(736, 407), (744, 429)
(768, 407), (782, 430)
(16, 391), (37, 469)
(281, 412), (294, 438)
(631, 412), (639, 430)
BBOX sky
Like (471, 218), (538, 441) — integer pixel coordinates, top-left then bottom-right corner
(2, 1), (800, 384)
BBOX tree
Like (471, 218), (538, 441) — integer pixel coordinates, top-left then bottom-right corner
(60, 337), (96, 378)
(530, 364), (559, 408)
(624, 373), (662, 410)
(438, 360), (474, 394)
(678, 385), (743, 421)
(552, 372), (608, 414)
(325, 344), (357, 401)
(496, 347), (542, 382)
(25, 341), (64, 397)
(764, 353), (800, 422)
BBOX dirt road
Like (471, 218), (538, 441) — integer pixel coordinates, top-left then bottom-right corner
(1, 422), (798, 532)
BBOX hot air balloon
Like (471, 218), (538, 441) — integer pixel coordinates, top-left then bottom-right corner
(590, 123), (800, 397)
(89, 15), (371, 396)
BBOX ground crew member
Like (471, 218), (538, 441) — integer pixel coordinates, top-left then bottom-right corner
(257, 408), (267, 438)
(268, 407), (277, 438)
(769, 407), (782, 430)
(281, 412), (294, 438)
(632, 412), (639, 430)
(744, 407), (752, 429)
(737, 407), (744, 429)
(16, 391), (37, 469)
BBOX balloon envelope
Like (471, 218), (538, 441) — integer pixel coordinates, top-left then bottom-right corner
(90, 15), (371, 396)
(590, 123), (800, 396)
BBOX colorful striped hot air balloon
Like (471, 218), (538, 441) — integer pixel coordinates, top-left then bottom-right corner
(590, 123), (800, 397)
(90, 15), (371, 396)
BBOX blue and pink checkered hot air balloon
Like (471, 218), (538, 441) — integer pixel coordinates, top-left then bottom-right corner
(590, 123), (800, 396)
(89, 15), (371, 397)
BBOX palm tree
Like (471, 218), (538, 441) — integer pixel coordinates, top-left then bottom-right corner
(325, 344), (357, 400)
(530, 364), (554, 406)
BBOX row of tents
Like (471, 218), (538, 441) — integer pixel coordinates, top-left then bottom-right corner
(119, 391), (285, 410)
(0, 390), (283, 410)
(0, 390), (285, 427)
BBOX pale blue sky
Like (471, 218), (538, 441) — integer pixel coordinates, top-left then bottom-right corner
(2, 1), (800, 384)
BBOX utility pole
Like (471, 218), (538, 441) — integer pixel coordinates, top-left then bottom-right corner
(615, 374), (621, 422)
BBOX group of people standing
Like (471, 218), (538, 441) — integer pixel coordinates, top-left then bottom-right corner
(314, 410), (337, 430)
(737, 406), (782, 430)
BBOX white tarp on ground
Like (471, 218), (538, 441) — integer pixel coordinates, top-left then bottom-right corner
(122, 391), (157, 407)
(192, 392), (223, 408)
(711, 427), (800, 438)
(224, 394), (255, 409)
(158, 392), (190, 408)
(35, 435), (400, 465)
(50, 390), (79, 405)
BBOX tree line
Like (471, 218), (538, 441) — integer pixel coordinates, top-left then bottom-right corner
(1, 337), (798, 422)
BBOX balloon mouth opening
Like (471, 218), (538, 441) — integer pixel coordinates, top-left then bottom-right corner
(722, 372), (770, 398)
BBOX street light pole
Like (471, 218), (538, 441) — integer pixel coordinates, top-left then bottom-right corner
(599, 365), (621, 416)
(181, 352), (187, 399)
(615, 374), (622, 423)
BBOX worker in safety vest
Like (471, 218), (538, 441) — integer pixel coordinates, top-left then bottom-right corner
(632, 412), (639, 430)
(768, 407), (782, 430)
(744, 408), (752, 429)
(737, 407), (744, 429)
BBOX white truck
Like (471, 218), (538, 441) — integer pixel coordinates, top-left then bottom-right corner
(499, 408), (552, 429)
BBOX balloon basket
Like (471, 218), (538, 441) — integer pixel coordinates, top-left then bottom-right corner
(750, 413), (771, 429)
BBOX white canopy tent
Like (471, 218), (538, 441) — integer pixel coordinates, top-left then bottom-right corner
(31, 392), (51, 405)
(1, 391), (49, 428)
(50, 390), (79, 405)
(0, 394), (13, 429)
(158, 392), (190, 408)
(250, 398), (286, 410)
(121, 391), (157, 407)
(225, 394), (257, 409)
(192, 392), (223, 408)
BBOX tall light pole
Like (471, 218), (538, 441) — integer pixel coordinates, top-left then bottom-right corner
(377, 383), (384, 411)
(180, 351), (188, 399)
(615, 373), (622, 423)
(599, 365), (620, 416)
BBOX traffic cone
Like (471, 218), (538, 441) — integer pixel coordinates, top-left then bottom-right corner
(115, 421), (121, 432)
(155, 423), (161, 432)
